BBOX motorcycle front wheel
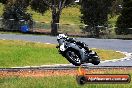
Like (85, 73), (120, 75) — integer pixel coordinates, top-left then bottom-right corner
(65, 50), (82, 66)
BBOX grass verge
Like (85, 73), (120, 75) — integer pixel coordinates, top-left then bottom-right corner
(0, 69), (132, 88)
(0, 39), (125, 67)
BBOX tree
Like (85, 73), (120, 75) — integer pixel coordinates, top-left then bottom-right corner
(2, 0), (33, 30)
(116, 0), (132, 34)
(109, 0), (123, 18)
(31, 0), (78, 35)
(0, 0), (8, 4)
(30, 0), (49, 14)
(80, 0), (112, 37)
(1, 0), (79, 35)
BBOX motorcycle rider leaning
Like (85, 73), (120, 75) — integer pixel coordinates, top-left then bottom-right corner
(57, 34), (89, 52)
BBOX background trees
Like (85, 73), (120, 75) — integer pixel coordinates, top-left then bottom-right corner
(80, 0), (112, 37)
(3, 0), (30, 20)
(36, 0), (78, 35)
(2, 0), (32, 30)
(0, 0), (132, 36)
(0, 0), (7, 4)
(116, 0), (132, 34)
(109, 0), (123, 17)
(1, 0), (78, 35)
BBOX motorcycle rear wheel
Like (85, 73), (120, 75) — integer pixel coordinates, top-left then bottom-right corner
(92, 56), (100, 65)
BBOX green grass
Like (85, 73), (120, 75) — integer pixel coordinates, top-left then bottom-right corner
(27, 6), (81, 24)
(0, 31), (24, 34)
(0, 40), (125, 67)
(92, 49), (125, 61)
(0, 76), (131, 88)
(0, 40), (68, 67)
(0, 69), (132, 88)
(60, 6), (81, 24)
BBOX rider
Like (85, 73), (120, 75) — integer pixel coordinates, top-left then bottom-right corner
(57, 34), (89, 51)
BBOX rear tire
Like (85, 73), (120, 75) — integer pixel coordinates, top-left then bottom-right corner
(92, 56), (100, 65)
(65, 50), (82, 66)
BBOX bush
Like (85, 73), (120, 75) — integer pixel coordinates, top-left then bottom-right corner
(2, 0), (33, 31)
(116, 0), (132, 34)
(80, 0), (112, 37)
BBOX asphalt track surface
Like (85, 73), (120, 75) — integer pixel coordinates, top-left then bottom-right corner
(0, 34), (132, 66)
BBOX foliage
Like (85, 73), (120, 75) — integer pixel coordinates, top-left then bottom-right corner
(0, 0), (8, 4)
(0, 3), (4, 16)
(2, 0), (33, 30)
(30, 0), (78, 35)
(116, 0), (132, 34)
(80, 0), (112, 37)
(109, 0), (123, 17)
(3, 0), (30, 20)
(1, 0), (78, 35)
(30, 0), (49, 14)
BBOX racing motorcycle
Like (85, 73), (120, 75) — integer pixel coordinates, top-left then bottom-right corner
(56, 34), (100, 66)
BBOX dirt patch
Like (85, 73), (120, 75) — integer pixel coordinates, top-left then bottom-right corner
(0, 70), (78, 78)
(0, 68), (132, 78)
(0, 69), (100, 78)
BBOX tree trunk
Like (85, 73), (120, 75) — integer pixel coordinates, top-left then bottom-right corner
(95, 27), (100, 38)
(51, 13), (60, 36)
(51, 3), (60, 36)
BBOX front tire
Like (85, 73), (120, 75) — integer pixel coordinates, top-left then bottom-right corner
(65, 50), (82, 66)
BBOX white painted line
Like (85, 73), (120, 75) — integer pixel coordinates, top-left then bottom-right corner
(100, 61), (106, 63)
(126, 58), (131, 60)
(45, 43), (51, 44)
(92, 48), (97, 49)
(120, 59), (125, 61)
(23, 66), (31, 68)
(100, 51), (131, 63)
(116, 51), (121, 52)
(35, 21), (39, 23)
(111, 60), (117, 62)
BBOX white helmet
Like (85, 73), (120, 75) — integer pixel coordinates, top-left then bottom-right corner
(57, 34), (67, 39)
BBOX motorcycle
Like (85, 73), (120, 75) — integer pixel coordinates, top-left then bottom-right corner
(56, 34), (100, 66)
